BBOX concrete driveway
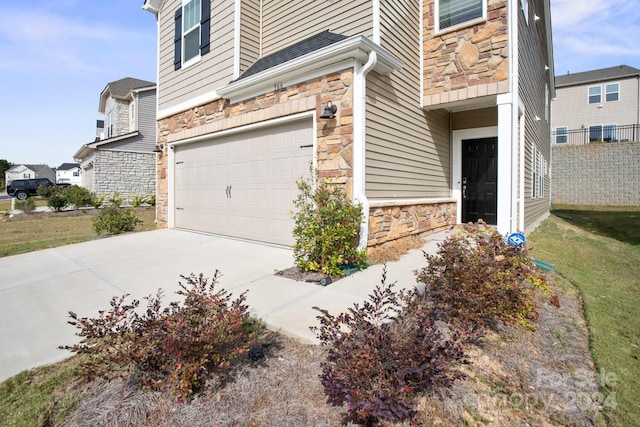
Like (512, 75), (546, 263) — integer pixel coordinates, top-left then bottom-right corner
(0, 228), (447, 382)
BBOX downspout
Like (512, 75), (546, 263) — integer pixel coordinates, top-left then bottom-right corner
(509, 0), (519, 234)
(354, 51), (378, 249)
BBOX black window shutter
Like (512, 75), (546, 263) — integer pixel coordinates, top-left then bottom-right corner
(200, 0), (211, 55)
(174, 7), (182, 70)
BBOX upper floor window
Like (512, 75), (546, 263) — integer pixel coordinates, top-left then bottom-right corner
(555, 126), (568, 144)
(107, 111), (114, 138)
(588, 86), (601, 104)
(436, 0), (485, 32)
(605, 83), (619, 102)
(174, 0), (210, 70)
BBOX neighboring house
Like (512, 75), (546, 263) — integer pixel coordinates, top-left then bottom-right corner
(552, 65), (640, 144)
(73, 77), (157, 198)
(5, 164), (55, 186)
(56, 163), (82, 186)
(143, 0), (554, 248)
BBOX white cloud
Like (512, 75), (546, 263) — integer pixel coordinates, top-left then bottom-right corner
(0, 7), (149, 75)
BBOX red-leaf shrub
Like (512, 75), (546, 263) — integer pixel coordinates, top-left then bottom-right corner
(311, 269), (467, 426)
(61, 272), (262, 399)
(416, 222), (549, 331)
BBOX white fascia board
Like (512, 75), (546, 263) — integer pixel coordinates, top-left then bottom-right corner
(157, 91), (222, 120)
(142, 0), (164, 14)
(218, 35), (403, 103)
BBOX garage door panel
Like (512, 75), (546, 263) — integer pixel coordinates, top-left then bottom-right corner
(174, 119), (313, 246)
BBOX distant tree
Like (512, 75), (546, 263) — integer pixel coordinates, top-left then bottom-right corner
(0, 159), (15, 190)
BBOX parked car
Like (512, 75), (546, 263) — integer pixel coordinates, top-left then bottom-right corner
(6, 178), (70, 200)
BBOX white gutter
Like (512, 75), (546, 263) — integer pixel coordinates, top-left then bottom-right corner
(354, 51), (378, 249)
(233, 0), (241, 79)
(509, 0), (519, 234)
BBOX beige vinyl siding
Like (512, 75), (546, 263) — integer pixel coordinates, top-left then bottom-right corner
(240, 0), (260, 74)
(552, 77), (640, 131)
(518, 0), (551, 228)
(261, 0), (373, 56)
(158, 0), (235, 112)
(452, 108), (498, 130)
(365, 0), (451, 199)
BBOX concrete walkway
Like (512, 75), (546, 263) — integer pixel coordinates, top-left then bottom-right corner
(0, 229), (448, 382)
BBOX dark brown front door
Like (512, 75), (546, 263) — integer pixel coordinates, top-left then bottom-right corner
(462, 137), (497, 225)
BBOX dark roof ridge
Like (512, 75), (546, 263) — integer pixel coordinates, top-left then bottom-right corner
(555, 65), (640, 87)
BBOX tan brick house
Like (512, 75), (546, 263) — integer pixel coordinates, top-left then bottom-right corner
(143, 0), (554, 248)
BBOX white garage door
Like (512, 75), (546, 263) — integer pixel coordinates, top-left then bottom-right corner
(174, 119), (313, 246)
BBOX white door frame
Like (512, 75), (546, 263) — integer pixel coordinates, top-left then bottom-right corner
(451, 126), (499, 226)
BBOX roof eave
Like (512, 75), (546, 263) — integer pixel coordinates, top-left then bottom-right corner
(142, 0), (163, 15)
(218, 35), (403, 103)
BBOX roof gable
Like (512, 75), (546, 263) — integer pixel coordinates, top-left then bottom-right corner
(556, 65), (640, 88)
(99, 77), (156, 112)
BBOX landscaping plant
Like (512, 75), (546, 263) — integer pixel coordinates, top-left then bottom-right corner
(416, 221), (549, 331)
(311, 269), (466, 426)
(61, 272), (263, 400)
(14, 198), (36, 214)
(92, 206), (142, 235)
(292, 167), (367, 276)
(64, 185), (93, 209)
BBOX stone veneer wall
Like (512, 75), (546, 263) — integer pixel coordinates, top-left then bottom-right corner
(155, 69), (355, 228)
(368, 201), (456, 246)
(93, 150), (155, 199)
(422, 0), (509, 106)
(104, 97), (131, 136)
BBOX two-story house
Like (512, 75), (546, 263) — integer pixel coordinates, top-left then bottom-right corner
(4, 164), (55, 187)
(143, 0), (554, 248)
(55, 163), (82, 186)
(552, 65), (640, 145)
(73, 77), (157, 199)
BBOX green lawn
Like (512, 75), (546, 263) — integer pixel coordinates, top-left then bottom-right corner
(0, 208), (157, 258)
(528, 206), (640, 427)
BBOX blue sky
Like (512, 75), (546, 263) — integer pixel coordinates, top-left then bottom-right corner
(0, 1), (639, 168)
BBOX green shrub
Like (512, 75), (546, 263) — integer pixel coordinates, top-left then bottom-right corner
(36, 184), (54, 198)
(106, 192), (125, 208)
(416, 222), (549, 331)
(61, 272), (262, 399)
(90, 193), (105, 208)
(311, 269), (466, 426)
(46, 190), (68, 212)
(15, 198), (36, 214)
(146, 194), (156, 207)
(92, 206), (142, 235)
(292, 167), (367, 276)
(130, 194), (147, 208)
(64, 186), (93, 209)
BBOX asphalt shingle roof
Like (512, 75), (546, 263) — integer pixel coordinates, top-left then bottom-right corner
(105, 77), (156, 99)
(555, 65), (640, 88)
(235, 31), (349, 81)
(57, 163), (80, 171)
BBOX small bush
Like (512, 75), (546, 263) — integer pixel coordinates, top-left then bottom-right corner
(106, 192), (125, 208)
(92, 206), (142, 235)
(36, 184), (54, 198)
(46, 190), (68, 212)
(130, 194), (147, 208)
(311, 269), (466, 426)
(15, 198), (36, 214)
(146, 194), (156, 207)
(61, 272), (262, 399)
(416, 222), (549, 330)
(292, 167), (367, 276)
(90, 193), (105, 208)
(64, 186), (93, 209)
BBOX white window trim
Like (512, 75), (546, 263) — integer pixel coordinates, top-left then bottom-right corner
(531, 144), (537, 199)
(588, 85), (602, 104)
(555, 126), (568, 144)
(434, 0), (487, 34)
(521, 0), (529, 23)
(181, 0), (202, 69)
(605, 82), (620, 102)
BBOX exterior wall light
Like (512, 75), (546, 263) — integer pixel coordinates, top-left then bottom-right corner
(320, 101), (338, 119)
